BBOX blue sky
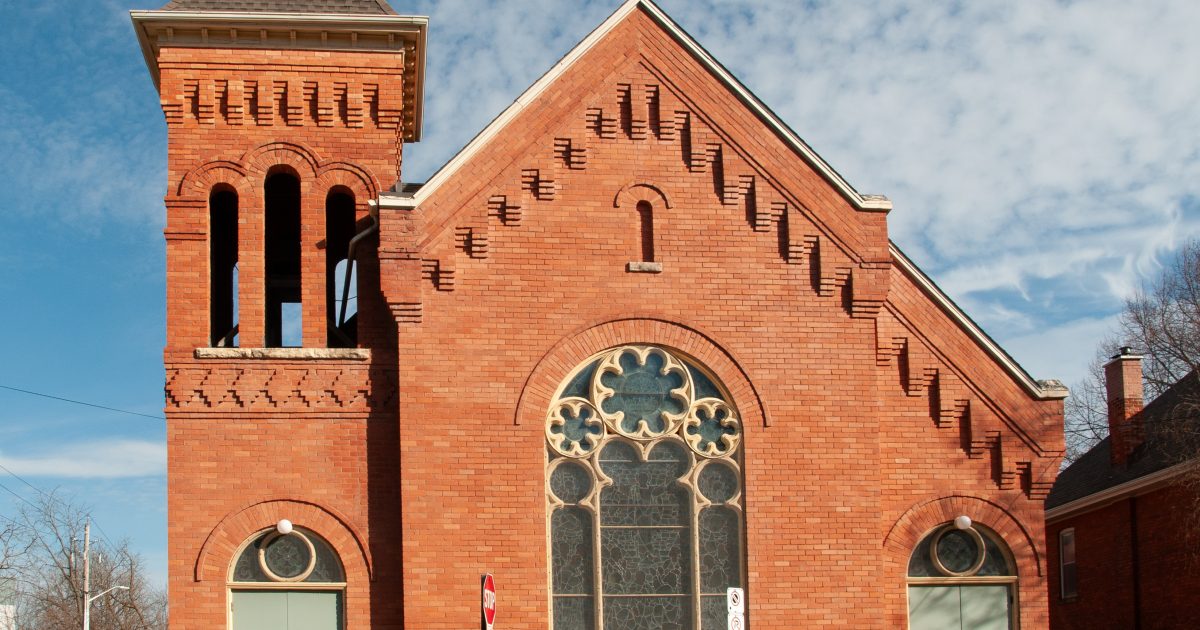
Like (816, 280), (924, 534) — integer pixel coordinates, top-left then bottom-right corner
(1, 0), (1198, 586)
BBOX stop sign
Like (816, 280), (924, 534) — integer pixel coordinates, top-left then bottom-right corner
(481, 574), (497, 629)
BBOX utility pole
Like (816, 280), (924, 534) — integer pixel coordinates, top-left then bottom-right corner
(82, 520), (90, 630)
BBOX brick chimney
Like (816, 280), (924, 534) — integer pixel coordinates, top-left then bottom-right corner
(1105, 347), (1145, 467)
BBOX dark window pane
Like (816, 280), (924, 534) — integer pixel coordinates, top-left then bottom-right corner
(551, 461), (593, 504)
(308, 532), (345, 583)
(697, 463), (738, 504)
(603, 596), (691, 630)
(908, 531), (938, 577)
(699, 507), (741, 592)
(554, 596), (595, 630)
(233, 538), (269, 582)
(552, 508), (595, 595)
(700, 595), (728, 630)
(686, 405), (737, 454)
(687, 365), (723, 402)
(599, 441), (689, 526)
(978, 532), (1014, 577)
(562, 362), (598, 400)
(601, 527), (690, 595)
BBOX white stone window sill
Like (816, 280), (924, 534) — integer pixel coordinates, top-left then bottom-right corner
(194, 348), (371, 361)
(627, 261), (663, 273)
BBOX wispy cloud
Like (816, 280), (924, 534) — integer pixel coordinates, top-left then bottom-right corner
(398, 0), (1200, 381)
(0, 439), (166, 479)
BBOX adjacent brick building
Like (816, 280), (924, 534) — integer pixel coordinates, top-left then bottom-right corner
(1045, 352), (1200, 630)
(133, 0), (1069, 627)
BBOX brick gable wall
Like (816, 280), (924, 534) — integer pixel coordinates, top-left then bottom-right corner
(376, 9), (1062, 628)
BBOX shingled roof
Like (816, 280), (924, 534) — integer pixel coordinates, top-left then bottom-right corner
(160, 0), (397, 15)
(1047, 372), (1200, 510)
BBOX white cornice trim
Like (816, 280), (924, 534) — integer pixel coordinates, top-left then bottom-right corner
(1046, 461), (1191, 522)
(890, 243), (1069, 401)
(381, 0), (890, 212)
(130, 9), (427, 140)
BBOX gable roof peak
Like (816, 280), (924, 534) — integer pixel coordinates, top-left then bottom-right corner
(382, 0), (890, 214)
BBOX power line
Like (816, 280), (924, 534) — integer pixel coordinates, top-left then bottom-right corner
(0, 384), (164, 421)
(0, 461), (120, 550)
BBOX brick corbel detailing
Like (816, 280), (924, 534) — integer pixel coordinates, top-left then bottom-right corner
(192, 498), (372, 583)
(874, 308), (1056, 498)
(160, 73), (405, 131)
(378, 206), (423, 324)
(165, 361), (392, 413)
(512, 317), (768, 428)
(424, 68), (890, 319)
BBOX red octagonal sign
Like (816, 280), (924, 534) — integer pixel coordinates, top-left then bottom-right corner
(481, 573), (497, 630)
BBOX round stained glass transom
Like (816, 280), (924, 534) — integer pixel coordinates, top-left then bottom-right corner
(231, 528), (345, 584)
(263, 533), (311, 579)
(935, 528), (981, 574)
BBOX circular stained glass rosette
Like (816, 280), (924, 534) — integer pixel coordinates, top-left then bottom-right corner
(547, 398), (605, 458)
(930, 526), (986, 577)
(258, 531), (317, 582)
(684, 398), (741, 457)
(593, 347), (692, 439)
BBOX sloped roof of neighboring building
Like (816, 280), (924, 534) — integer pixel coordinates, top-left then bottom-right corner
(1047, 372), (1200, 510)
(160, 0), (397, 15)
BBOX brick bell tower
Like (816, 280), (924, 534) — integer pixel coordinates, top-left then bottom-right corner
(132, 1), (425, 627)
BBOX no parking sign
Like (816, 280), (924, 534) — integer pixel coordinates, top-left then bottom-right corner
(727, 587), (744, 629)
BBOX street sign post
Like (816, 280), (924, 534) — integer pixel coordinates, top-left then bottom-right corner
(481, 574), (497, 630)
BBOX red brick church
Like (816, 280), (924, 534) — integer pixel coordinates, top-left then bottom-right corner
(133, 0), (1069, 627)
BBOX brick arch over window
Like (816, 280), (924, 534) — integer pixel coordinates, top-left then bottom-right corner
(884, 495), (1042, 578)
(176, 161), (251, 198)
(316, 162), (381, 200)
(193, 498), (373, 583)
(612, 181), (672, 210)
(240, 141), (321, 180)
(514, 316), (768, 428)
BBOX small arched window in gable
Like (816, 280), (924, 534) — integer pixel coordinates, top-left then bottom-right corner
(264, 170), (302, 348)
(210, 186), (239, 347)
(636, 200), (655, 263)
(907, 521), (1017, 630)
(229, 527), (346, 629)
(325, 188), (357, 348)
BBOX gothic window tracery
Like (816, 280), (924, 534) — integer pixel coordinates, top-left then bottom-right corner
(547, 345), (745, 630)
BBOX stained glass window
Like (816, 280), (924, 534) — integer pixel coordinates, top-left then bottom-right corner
(547, 346), (745, 629)
(231, 528), (345, 584)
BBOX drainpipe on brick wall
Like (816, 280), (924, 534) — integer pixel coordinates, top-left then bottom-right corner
(338, 201), (380, 328)
(1131, 496), (1142, 629)
(1105, 347), (1145, 467)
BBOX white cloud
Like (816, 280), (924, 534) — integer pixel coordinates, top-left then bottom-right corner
(395, 0), (1200, 386)
(0, 439), (166, 479)
(1001, 314), (1121, 388)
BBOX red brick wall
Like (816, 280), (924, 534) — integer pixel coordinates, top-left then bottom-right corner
(376, 9), (1062, 629)
(158, 6), (1064, 630)
(159, 43), (407, 629)
(1048, 484), (1200, 630)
